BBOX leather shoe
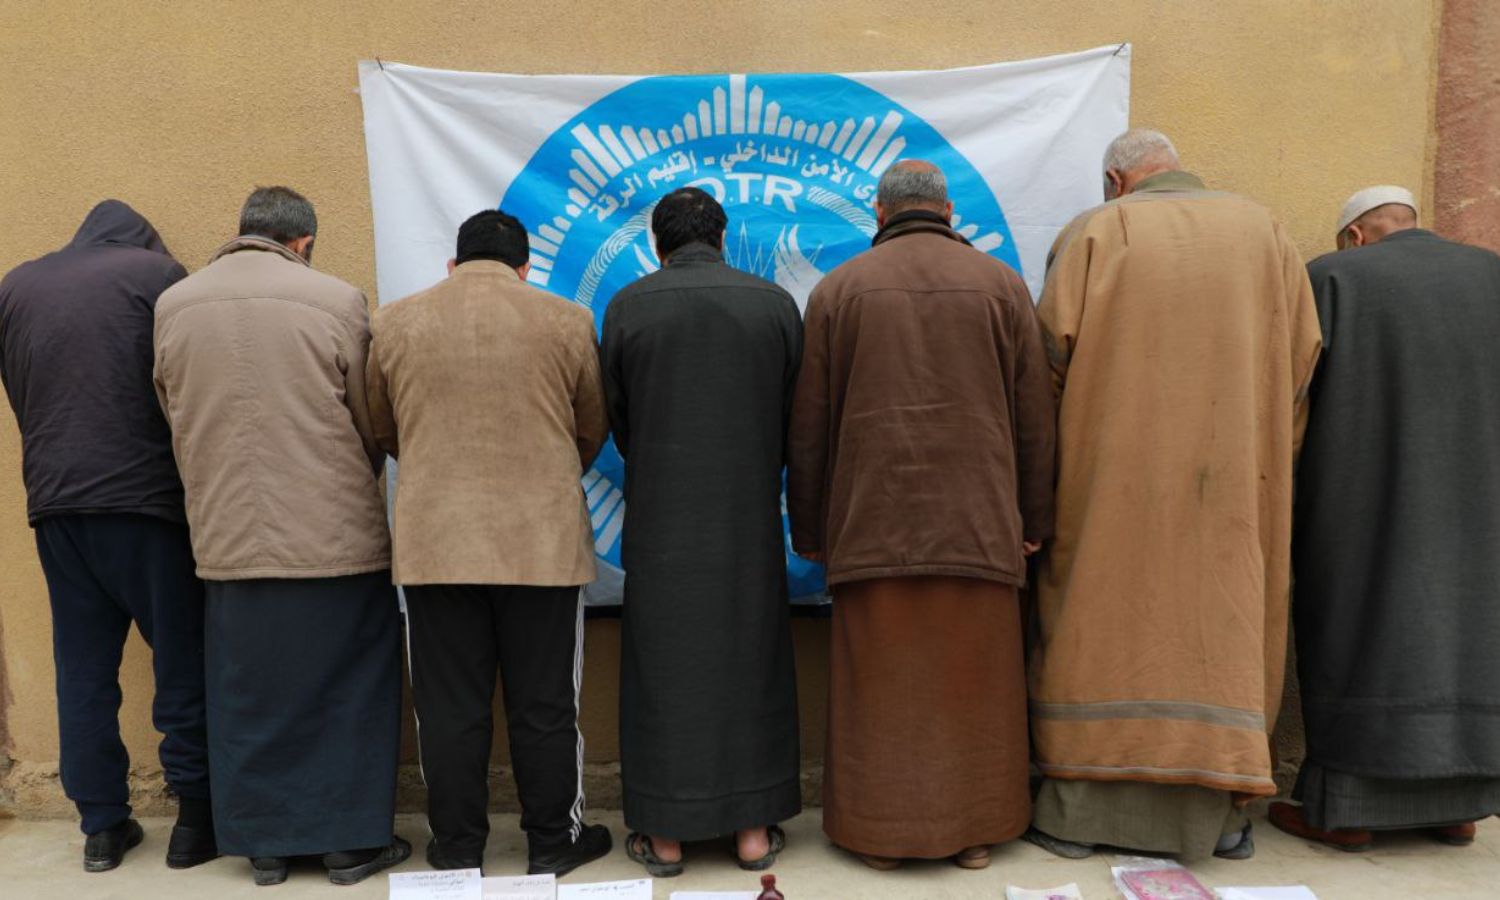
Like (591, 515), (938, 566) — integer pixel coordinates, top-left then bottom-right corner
(1432, 822), (1477, 846)
(252, 856), (289, 886)
(327, 836), (412, 885)
(84, 818), (144, 872)
(426, 837), (483, 871)
(528, 824), (612, 877)
(166, 823), (219, 869)
(1267, 801), (1373, 852)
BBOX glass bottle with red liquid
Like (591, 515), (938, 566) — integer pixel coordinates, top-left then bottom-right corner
(756, 874), (784, 899)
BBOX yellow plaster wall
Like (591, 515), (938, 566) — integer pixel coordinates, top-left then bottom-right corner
(0, 0), (1439, 807)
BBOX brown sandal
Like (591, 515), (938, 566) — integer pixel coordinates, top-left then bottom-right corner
(955, 845), (991, 869)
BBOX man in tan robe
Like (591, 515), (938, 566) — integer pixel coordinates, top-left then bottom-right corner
(788, 160), (1055, 871)
(1025, 130), (1321, 861)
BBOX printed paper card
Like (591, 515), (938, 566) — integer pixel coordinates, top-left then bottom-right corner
(389, 868), (484, 900)
(1007, 884), (1085, 900)
(483, 873), (557, 899)
(558, 879), (653, 900)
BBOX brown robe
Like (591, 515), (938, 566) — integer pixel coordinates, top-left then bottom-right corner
(1029, 171), (1321, 799)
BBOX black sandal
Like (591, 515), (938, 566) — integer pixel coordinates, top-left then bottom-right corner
(736, 825), (786, 871)
(625, 832), (684, 878)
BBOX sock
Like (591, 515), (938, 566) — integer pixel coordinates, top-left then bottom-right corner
(176, 796), (213, 830)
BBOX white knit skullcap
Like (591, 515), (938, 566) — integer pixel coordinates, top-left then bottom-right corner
(1337, 185), (1417, 234)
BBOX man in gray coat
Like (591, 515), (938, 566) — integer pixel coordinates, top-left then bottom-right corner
(1272, 186), (1500, 850)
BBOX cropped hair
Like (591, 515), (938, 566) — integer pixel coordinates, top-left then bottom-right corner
(455, 209), (529, 268)
(238, 186), (317, 244)
(651, 187), (727, 259)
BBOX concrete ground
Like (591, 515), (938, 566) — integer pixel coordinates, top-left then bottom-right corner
(0, 809), (1495, 899)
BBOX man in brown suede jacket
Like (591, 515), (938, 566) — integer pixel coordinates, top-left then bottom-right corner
(366, 209), (611, 877)
(787, 160), (1055, 871)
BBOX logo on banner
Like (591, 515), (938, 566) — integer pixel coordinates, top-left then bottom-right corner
(501, 73), (1021, 599)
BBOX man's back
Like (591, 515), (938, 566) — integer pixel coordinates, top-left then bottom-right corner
(0, 200), (186, 523)
(1030, 174), (1320, 799)
(602, 244), (802, 518)
(788, 225), (1054, 588)
(154, 237), (389, 579)
(368, 260), (606, 586)
(1295, 230), (1500, 770)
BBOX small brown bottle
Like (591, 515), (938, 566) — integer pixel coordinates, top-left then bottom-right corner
(757, 873), (785, 900)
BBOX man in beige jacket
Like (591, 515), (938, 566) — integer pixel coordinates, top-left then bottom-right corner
(154, 187), (408, 887)
(366, 210), (611, 876)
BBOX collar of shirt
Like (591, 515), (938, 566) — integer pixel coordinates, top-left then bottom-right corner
(872, 209), (970, 247)
(663, 242), (725, 267)
(1133, 170), (1208, 194)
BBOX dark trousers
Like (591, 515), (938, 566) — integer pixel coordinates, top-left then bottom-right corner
(34, 514), (208, 835)
(404, 584), (585, 857)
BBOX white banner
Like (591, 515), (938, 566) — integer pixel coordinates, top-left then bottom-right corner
(359, 46), (1131, 604)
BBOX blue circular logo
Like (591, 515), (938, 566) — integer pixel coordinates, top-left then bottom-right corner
(502, 73), (1020, 601)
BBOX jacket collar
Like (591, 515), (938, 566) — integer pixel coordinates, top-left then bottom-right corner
(1377, 227), (1438, 244)
(1132, 170), (1208, 194)
(663, 242), (724, 267)
(453, 259), (522, 279)
(209, 235), (310, 267)
(872, 209), (970, 247)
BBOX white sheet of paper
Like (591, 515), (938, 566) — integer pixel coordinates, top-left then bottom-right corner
(1007, 884), (1084, 900)
(669, 893), (759, 900)
(1217, 889), (1318, 900)
(482, 873), (557, 900)
(389, 868), (484, 900)
(557, 879), (653, 900)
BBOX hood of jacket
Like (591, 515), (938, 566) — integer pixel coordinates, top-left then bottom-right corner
(69, 200), (173, 256)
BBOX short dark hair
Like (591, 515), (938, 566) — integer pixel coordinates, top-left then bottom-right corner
(456, 210), (529, 268)
(239, 186), (317, 244)
(651, 187), (727, 259)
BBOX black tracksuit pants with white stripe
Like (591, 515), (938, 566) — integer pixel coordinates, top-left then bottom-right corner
(404, 584), (586, 857)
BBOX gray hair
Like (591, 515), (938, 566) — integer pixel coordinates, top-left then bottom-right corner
(239, 185), (317, 244)
(877, 160), (948, 212)
(1103, 129), (1180, 173)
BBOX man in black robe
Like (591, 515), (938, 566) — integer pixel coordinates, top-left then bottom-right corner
(601, 187), (803, 877)
(1272, 185), (1500, 850)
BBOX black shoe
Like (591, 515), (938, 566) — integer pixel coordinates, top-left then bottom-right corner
(327, 836), (412, 886)
(166, 823), (219, 869)
(528, 824), (612, 877)
(1020, 827), (1095, 860)
(252, 857), (290, 887)
(426, 838), (483, 871)
(84, 818), (144, 872)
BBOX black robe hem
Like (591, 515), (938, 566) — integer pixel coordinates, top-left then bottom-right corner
(623, 778), (802, 842)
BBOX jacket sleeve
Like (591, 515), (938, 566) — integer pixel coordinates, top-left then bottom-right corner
(573, 319), (609, 473)
(786, 284), (831, 555)
(1280, 224), (1323, 460)
(1008, 280), (1057, 544)
(152, 314), (172, 424)
(365, 316), (399, 460)
(1035, 216), (1093, 401)
(781, 293), (805, 445)
(340, 295), (386, 475)
(599, 296), (629, 459)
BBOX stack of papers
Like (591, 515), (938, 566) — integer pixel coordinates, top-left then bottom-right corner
(1111, 858), (1215, 900)
(390, 869), (483, 900)
(1216, 889), (1318, 900)
(668, 893), (760, 900)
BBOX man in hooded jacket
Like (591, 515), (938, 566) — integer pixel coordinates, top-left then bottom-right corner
(0, 200), (215, 873)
